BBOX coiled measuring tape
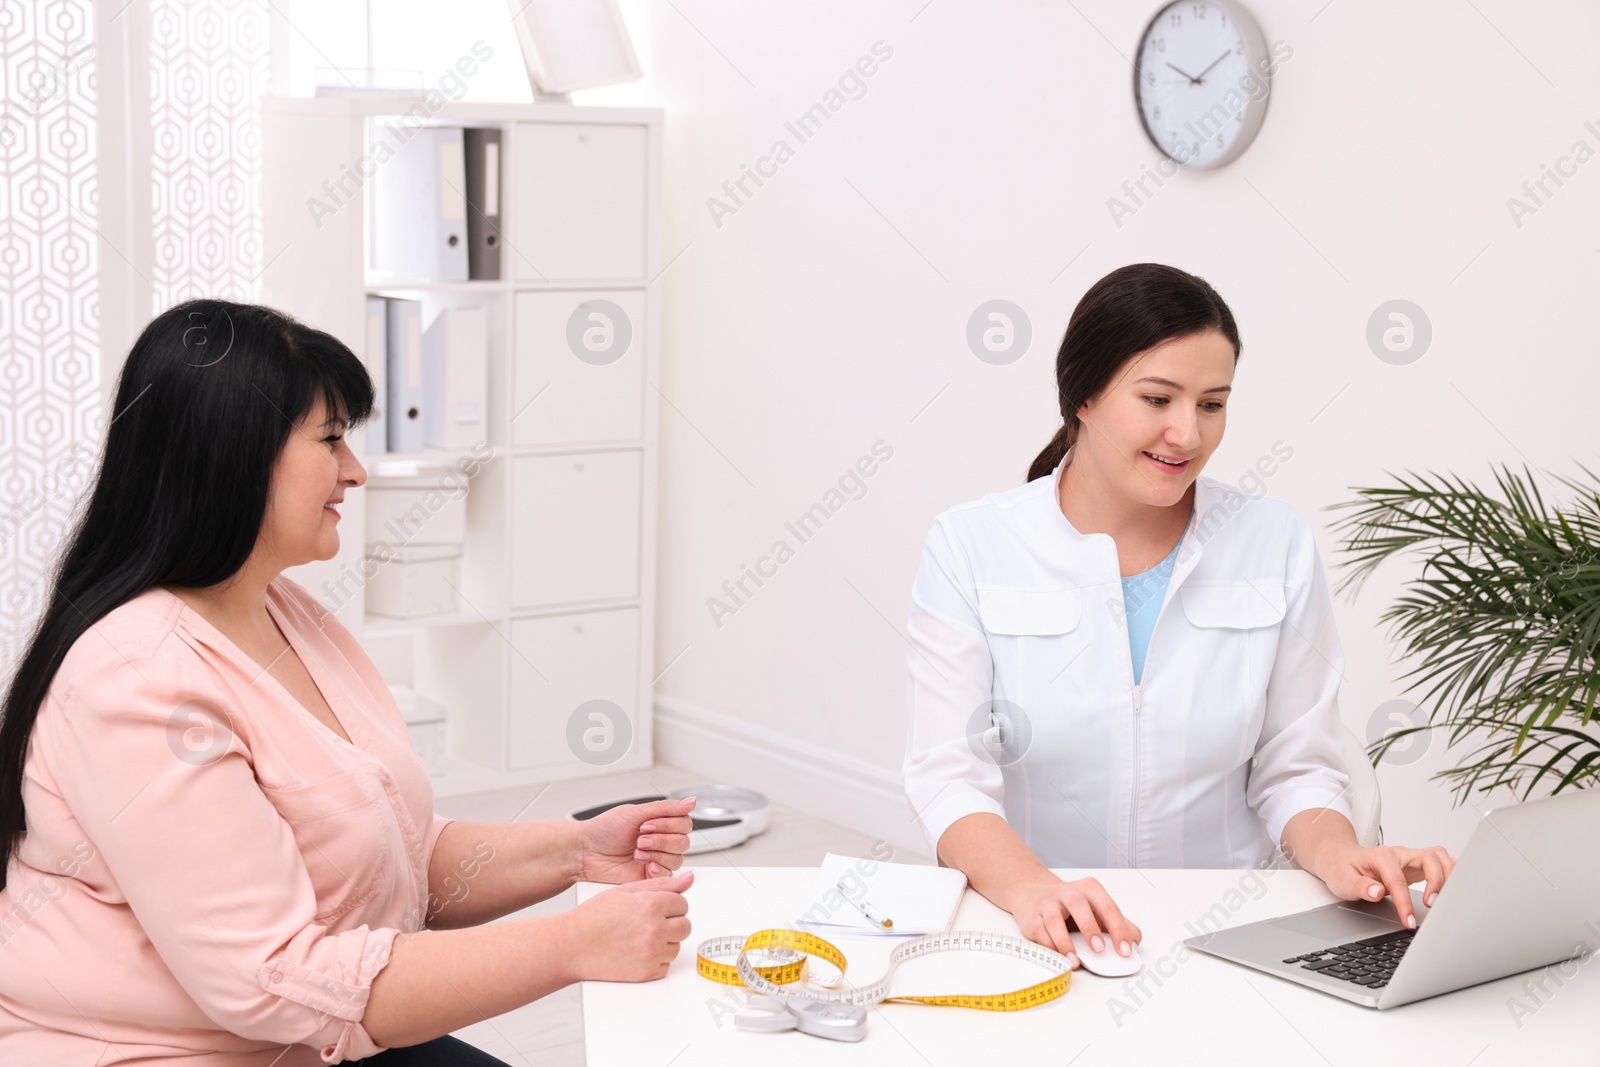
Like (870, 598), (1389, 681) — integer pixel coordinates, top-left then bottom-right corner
(698, 929), (1072, 1041)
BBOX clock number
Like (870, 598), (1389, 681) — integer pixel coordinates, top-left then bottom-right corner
(1153, 37), (1166, 52)
(1169, 12), (1181, 27)
(1146, 71), (1156, 85)
(1215, 133), (1225, 148)
(1193, 3), (1207, 18)
(1152, 105), (1162, 120)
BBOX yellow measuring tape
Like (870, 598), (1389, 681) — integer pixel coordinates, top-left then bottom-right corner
(698, 928), (1072, 1012)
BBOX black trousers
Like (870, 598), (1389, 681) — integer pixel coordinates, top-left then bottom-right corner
(352, 1036), (512, 1065)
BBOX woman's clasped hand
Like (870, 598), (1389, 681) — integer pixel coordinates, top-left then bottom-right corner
(576, 796), (698, 882)
(562, 796), (700, 980)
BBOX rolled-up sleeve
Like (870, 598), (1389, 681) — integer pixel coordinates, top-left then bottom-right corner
(1247, 514), (1354, 850)
(425, 813), (454, 874)
(47, 651), (398, 1063)
(904, 517), (1008, 856)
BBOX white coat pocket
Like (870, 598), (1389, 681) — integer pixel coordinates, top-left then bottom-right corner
(1177, 580), (1288, 757)
(976, 586), (1087, 718)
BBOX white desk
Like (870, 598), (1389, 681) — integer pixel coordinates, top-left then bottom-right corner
(578, 867), (1591, 1065)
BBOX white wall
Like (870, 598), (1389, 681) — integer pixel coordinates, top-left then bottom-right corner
(631, 0), (1600, 856)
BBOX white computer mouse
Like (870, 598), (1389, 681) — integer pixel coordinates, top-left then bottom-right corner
(1069, 930), (1143, 976)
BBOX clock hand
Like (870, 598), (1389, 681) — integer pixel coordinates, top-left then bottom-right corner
(1165, 61), (1202, 85)
(1193, 50), (1232, 83)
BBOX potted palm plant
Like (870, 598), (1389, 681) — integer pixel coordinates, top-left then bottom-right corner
(1327, 464), (1600, 803)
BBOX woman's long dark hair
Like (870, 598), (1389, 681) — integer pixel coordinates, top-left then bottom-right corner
(0, 299), (373, 888)
(1028, 263), (1242, 482)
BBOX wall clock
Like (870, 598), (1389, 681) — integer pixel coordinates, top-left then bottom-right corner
(1134, 1), (1281, 169)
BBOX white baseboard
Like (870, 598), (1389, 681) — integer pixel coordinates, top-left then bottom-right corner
(653, 694), (930, 858)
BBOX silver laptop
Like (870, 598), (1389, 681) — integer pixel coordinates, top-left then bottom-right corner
(1185, 788), (1600, 1008)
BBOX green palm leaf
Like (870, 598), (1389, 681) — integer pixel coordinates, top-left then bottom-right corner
(1327, 464), (1600, 804)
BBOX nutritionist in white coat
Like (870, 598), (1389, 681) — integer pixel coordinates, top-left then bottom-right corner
(904, 264), (1455, 968)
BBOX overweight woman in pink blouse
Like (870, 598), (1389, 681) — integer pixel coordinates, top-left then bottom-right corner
(0, 300), (696, 1065)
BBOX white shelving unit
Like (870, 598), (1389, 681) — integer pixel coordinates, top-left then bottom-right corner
(260, 96), (662, 796)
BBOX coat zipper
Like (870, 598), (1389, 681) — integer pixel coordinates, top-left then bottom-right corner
(1129, 682), (1142, 868)
(1124, 504), (1192, 871)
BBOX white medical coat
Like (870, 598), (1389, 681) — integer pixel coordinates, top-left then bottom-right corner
(904, 454), (1353, 869)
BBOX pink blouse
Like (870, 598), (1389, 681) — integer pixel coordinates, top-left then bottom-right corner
(0, 577), (453, 1064)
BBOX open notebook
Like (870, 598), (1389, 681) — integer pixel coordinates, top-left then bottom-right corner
(792, 853), (969, 937)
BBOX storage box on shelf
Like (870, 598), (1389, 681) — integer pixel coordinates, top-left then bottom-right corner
(391, 684), (448, 777)
(261, 96), (661, 795)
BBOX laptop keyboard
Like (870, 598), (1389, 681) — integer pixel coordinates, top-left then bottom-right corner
(1281, 928), (1417, 989)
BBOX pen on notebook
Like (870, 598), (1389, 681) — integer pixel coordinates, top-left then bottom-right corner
(838, 881), (893, 928)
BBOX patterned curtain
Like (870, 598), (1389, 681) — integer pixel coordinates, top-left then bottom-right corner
(149, 0), (268, 308)
(0, 0), (270, 673)
(0, 0), (99, 674)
